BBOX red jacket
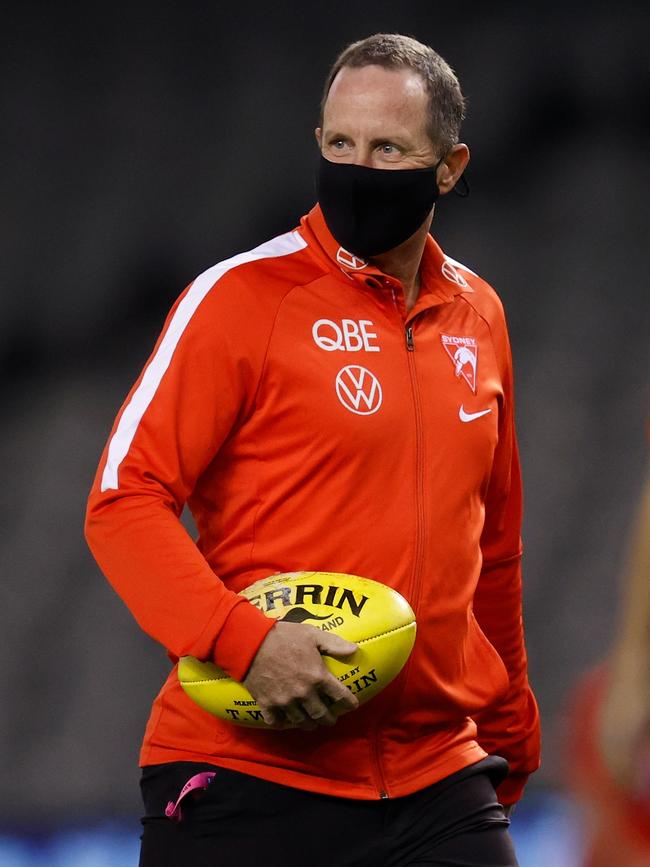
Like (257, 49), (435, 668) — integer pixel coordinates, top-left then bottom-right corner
(85, 205), (540, 804)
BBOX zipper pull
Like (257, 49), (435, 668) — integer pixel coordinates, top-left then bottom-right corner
(405, 326), (414, 351)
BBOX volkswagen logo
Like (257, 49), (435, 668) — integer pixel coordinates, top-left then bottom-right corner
(335, 365), (383, 415)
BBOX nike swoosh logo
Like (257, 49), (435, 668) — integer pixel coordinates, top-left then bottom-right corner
(459, 405), (492, 422)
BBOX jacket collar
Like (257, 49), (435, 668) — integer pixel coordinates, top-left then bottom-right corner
(298, 204), (472, 318)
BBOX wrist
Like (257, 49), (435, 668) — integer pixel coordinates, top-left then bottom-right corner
(213, 600), (275, 681)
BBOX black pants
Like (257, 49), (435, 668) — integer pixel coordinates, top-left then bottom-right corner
(139, 756), (518, 867)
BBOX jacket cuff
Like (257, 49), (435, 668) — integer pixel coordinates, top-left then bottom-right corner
(496, 772), (529, 805)
(212, 599), (276, 682)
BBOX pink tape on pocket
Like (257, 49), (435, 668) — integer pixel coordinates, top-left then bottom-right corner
(165, 771), (217, 822)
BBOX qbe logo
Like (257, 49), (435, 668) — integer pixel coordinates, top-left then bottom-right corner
(335, 366), (383, 416)
(312, 319), (380, 352)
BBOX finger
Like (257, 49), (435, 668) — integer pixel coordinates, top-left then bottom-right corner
(281, 701), (310, 727)
(327, 694), (358, 716)
(301, 693), (337, 726)
(320, 677), (359, 712)
(314, 631), (358, 658)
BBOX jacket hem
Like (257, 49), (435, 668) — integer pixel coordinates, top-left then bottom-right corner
(139, 741), (489, 800)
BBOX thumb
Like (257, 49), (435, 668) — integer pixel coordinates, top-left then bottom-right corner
(314, 630), (358, 658)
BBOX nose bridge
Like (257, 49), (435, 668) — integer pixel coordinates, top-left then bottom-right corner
(355, 143), (375, 167)
(348, 137), (374, 168)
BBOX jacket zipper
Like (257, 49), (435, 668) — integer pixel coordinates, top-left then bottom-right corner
(372, 323), (426, 798)
(373, 733), (389, 799)
(404, 322), (426, 614)
(369, 311), (425, 800)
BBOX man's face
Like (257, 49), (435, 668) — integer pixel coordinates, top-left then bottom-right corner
(317, 64), (439, 170)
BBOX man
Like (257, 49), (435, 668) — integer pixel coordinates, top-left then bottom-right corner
(86, 33), (540, 867)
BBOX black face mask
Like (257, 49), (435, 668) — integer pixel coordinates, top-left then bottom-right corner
(317, 154), (441, 259)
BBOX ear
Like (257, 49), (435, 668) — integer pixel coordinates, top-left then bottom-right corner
(437, 144), (470, 195)
(315, 127), (322, 150)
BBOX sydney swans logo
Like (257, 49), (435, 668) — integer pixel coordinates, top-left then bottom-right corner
(440, 334), (478, 393)
(335, 365), (383, 415)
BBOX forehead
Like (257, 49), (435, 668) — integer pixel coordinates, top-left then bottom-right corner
(323, 64), (429, 135)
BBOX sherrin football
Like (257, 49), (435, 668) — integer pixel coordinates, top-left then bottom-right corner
(178, 571), (416, 727)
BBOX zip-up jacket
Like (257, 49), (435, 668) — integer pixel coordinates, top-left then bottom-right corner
(85, 205), (540, 804)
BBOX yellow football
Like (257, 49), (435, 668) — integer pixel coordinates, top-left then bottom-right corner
(178, 571), (416, 727)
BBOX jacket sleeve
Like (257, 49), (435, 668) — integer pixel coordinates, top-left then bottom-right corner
(84, 271), (275, 681)
(471, 312), (541, 805)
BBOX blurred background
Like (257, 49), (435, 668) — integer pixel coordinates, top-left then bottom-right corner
(2, 1), (648, 864)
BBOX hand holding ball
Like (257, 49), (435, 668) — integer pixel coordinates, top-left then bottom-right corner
(178, 572), (416, 728)
(243, 619), (360, 727)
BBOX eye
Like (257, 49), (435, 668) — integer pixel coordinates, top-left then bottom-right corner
(327, 137), (350, 151)
(377, 142), (402, 158)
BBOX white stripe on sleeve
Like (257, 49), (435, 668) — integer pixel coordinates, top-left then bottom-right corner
(100, 230), (307, 492)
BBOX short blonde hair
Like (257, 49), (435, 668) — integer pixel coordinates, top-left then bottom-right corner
(320, 33), (466, 157)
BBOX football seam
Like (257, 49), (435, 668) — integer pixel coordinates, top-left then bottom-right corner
(180, 621), (416, 684)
